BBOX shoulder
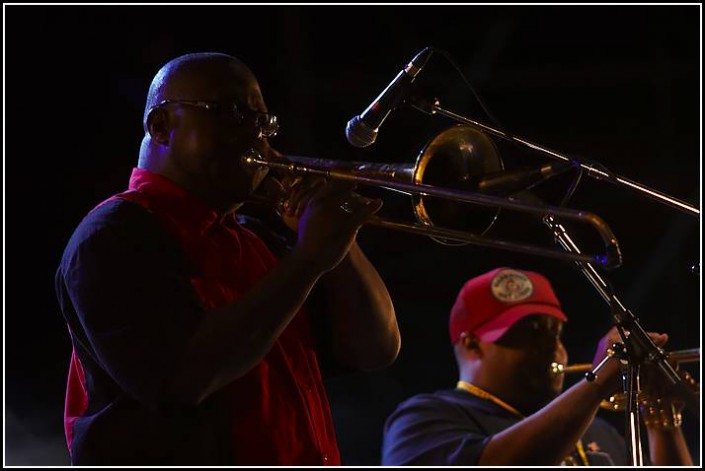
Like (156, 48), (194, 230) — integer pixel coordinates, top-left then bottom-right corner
(382, 389), (493, 466)
(70, 198), (159, 242)
(385, 387), (518, 436)
(394, 388), (485, 410)
(386, 389), (471, 423)
(384, 390), (459, 435)
(398, 389), (462, 406)
(59, 198), (178, 273)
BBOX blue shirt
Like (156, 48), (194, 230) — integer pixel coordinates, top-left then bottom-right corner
(382, 388), (628, 466)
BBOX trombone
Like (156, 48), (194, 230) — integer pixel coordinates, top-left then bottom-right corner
(243, 125), (622, 268)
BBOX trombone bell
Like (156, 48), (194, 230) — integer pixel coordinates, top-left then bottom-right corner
(412, 125), (503, 240)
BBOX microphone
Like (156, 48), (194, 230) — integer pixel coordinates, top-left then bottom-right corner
(346, 47), (434, 148)
(472, 161), (574, 196)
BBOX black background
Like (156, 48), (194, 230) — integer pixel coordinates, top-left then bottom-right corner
(4, 4), (701, 465)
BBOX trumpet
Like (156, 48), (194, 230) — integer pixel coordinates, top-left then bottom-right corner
(550, 348), (700, 412)
(550, 348), (701, 375)
(243, 125), (623, 268)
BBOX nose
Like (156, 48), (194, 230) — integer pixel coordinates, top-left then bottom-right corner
(554, 339), (568, 363)
(538, 334), (563, 356)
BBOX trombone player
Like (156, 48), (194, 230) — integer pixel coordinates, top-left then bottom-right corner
(55, 51), (400, 465)
(381, 267), (694, 466)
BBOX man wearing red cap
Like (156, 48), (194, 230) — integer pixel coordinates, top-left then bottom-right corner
(382, 267), (693, 465)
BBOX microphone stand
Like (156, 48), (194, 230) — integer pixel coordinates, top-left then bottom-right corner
(545, 218), (699, 414)
(410, 98), (700, 217)
(545, 217), (699, 466)
(585, 339), (645, 465)
(415, 100), (700, 465)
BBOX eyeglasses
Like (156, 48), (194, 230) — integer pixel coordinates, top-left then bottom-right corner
(155, 99), (279, 138)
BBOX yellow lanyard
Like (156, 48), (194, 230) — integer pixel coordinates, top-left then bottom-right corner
(456, 381), (589, 466)
(456, 381), (523, 418)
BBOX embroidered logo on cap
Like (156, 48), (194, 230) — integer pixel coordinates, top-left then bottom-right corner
(491, 269), (533, 303)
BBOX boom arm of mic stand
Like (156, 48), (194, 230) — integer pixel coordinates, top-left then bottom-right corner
(411, 99), (700, 217)
(546, 217), (699, 415)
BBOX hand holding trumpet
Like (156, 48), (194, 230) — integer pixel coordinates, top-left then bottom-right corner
(552, 328), (699, 429)
(580, 327), (670, 396)
(637, 356), (699, 431)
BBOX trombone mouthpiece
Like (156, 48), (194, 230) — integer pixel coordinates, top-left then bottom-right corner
(550, 362), (565, 375)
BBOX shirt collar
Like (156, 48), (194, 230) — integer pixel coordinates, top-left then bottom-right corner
(128, 168), (225, 234)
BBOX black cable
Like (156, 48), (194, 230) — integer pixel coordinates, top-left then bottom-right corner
(430, 47), (506, 132)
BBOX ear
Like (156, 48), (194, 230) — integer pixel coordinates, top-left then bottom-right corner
(146, 107), (172, 146)
(460, 332), (482, 354)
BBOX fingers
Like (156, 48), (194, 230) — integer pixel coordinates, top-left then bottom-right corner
(282, 178), (356, 216)
(260, 175), (287, 202)
(343, 196), (383, 226)
(648, 332), (669, 347)
(277, 176), (383, 236)
(311, 179), (357, 206)
(283, 178), (326, 217)
(602, 327), (668, 350)
(280, 174), (303, 189)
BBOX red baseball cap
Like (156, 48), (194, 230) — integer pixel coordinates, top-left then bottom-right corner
(449, 267), (568, 344)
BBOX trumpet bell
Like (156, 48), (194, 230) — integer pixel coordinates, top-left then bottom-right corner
(412, 125), (503, 241)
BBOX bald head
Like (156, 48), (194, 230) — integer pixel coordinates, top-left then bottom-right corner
(143, 52), (257, 130)
(137, 52), (272, 213)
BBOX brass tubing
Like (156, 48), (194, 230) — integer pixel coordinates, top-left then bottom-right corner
(552, 348), (701, 375)
(242, 147), (623, 268)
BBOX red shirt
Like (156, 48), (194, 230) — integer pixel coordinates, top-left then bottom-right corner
(59, 168), (340, 465)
